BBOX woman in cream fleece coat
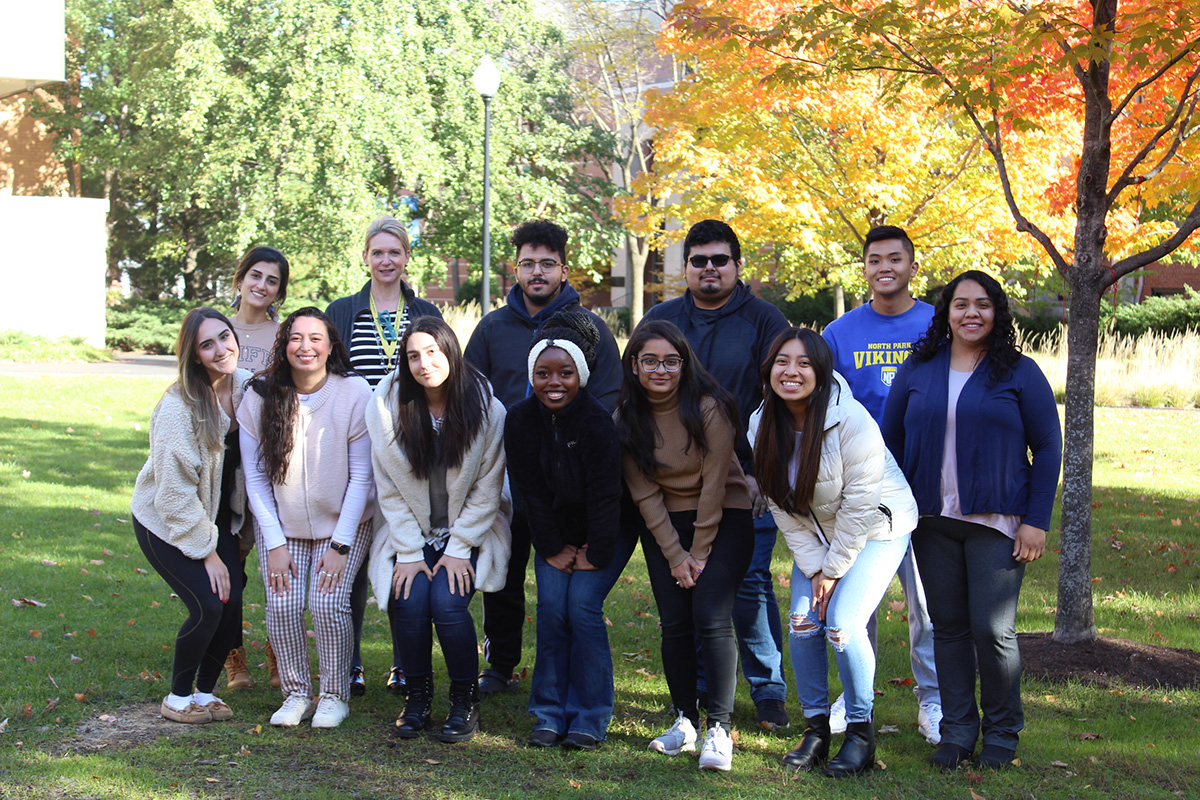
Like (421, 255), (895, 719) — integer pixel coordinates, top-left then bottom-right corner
(750, 328), (916, 778)
(131, 308), (251, 725)
(368, 316), (511, 744)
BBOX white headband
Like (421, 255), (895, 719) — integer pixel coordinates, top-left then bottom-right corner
(527, 338), (591, 389)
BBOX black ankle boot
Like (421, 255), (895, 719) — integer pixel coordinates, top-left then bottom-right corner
(823, 720), (875, 777)
(437, 680), (481, 743)
(782, 714), (831, 770)
(393, 674), (433, 738)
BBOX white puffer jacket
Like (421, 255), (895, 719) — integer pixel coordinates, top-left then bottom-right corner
(749, 372), (916, 580)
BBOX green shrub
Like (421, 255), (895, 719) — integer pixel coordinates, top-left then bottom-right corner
(453, 275), (504, 307)
(595, 306), (631, 339)
(0, 330), (112, 362)
(755, 285), (837, 328)
(106, 297), (192, 353)
(1111, 286), (1200, 337)
(1013, 311), (1066, 346)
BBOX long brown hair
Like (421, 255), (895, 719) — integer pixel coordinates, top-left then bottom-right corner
(615, 319), (738, 479)
(753, 328), (834, 515)
(172, 307), (239, 451)
(231, 246), (290, 320)
(248, 307), (355, 484)
(391, 316), (490, 480)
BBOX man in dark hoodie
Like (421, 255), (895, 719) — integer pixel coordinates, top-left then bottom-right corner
(465, 219), (622, 695)
(642, 219), (792, 731)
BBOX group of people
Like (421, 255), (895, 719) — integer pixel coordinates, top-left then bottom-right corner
(131, 215), (1062, 776)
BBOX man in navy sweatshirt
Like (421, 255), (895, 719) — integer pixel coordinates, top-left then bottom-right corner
(821, 224), (942, 745)
(642, 219), (792, 731)
(465, 219), (622, 696)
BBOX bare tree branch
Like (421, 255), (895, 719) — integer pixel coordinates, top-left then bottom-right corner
(1109, 196), (1200, 282)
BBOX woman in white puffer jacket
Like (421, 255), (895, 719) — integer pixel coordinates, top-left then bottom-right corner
(750, 328), (916, 779)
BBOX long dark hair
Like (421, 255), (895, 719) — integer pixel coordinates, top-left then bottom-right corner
(615, 319), (738, 479)
(911, 270), (1021, 384)
(392, 316), (490, 480)
(249, 307), (355, 484)
(173, 307), (239, 451)
(753, 328), (834, 515)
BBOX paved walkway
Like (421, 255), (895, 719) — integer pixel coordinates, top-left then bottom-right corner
(0, 354), (176, 377)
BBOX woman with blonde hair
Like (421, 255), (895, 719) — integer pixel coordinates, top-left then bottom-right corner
(131, 307), (251, 723)
(326, 215), (442, 695)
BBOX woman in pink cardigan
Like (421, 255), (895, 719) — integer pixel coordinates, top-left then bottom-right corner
(238, 308), (374, 730)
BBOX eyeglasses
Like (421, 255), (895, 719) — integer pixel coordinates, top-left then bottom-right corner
(687, 254), (734, 269)
(638, 356), (684, 373)
(516, 259), (563, 273)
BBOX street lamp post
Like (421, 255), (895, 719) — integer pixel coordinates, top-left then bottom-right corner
(472, 55), (501, 312)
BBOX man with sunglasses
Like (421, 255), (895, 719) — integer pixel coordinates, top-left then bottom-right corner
(465, 219), (622, 697)
(642, 219), (792, 732)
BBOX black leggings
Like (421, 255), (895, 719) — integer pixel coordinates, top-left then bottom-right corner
(639, 508), (754, 728)
(135, 516), (243, 696)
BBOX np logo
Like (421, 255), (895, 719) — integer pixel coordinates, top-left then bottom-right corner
(881, 367), (897, 387)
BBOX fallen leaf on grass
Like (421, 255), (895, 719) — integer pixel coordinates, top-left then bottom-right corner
(42, 698), (60, 713)
(74, 693), (86, 702)
(0, 718), (8, 733)
(1050, 760), (1070, 768)
(150, 601), (160, 608)
(1079, 732), (1102, 740)
(86, 629), (96, 637)
(423, 759), (441, 765)
(40, 560), (57, 566)
(98, 714), (116, 722)
(135, 567), (148, 575)
(89, 560), (104, 566)
(20, 703), (33, 718)
(877, 725), (900, 735)
(12, 598), (46, 608)
(886, 677), (914, 687)
(568, 779), (582, 789)
(634, 667), (658, 680)
(874, 759), (886, 770)
(969, 790), (986, 800)
(887, 600), (906, 612)
(24, 656), (35, 663)
(29, 630), (42, 639)
(205, 778), (219, 783)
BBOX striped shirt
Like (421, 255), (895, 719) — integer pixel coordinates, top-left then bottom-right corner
(348, 305), (412, 388)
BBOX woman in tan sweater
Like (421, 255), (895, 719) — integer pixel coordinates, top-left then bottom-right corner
(615, 320), (754, 772)
(239, 308), (374, 731)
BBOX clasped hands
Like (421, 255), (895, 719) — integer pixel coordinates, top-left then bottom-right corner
(546, 544), (597, 575)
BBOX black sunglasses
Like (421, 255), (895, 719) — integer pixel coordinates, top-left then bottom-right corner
(688, 254), (734, 269)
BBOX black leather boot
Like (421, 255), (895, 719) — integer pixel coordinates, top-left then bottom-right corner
(823, 719), (875, 777)
(392, 674), (432, 738)
(782, 714), (831, 770)
(437, 680), (481, 743)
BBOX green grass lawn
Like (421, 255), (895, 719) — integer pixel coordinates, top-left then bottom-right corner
(1, 376), (1197, 799)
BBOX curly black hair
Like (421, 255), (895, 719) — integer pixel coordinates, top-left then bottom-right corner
(511, 220), (568, 264)
(911, 270), (1021, 384)
(532, 308), (599, 372)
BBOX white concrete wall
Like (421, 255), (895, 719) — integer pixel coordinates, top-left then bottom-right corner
(0, 195), (109, 346)
(0, 2), (65, 97)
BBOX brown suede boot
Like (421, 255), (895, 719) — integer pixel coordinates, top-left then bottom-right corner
(224, 646), (253, 690)
(265, 641), (281, 689)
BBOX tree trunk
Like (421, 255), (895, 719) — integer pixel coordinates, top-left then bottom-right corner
(833, 283), (845, 318)
(1054, 269), (1102, 644)
(181, 214), (203, 300)
(103, 169), (121, 288)
(628, 233), (646, 328)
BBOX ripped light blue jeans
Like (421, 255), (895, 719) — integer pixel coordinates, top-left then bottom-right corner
(789, 533), (910, 724)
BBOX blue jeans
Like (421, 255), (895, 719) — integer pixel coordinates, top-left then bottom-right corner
(912, 516), (1025, 751)
(528, 536), (634, 740)
(390, 544), (479, 683)
(897, 544), (940, 705)
(789, 534), (910, 724)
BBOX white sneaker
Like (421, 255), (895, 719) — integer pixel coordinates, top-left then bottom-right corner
(270, 693), (315, 727)
(311, 693), (349, 729)
(698, 723), (733, 771)
(918, 701), (943, 745)
(829, 694), (847, 735)
(648, 713), (698, 756)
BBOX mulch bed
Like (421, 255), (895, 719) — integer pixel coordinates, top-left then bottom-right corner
(1019, 632), (1200, 690)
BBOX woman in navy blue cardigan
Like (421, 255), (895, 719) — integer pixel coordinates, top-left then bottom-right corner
(881, 271), (1061, 771)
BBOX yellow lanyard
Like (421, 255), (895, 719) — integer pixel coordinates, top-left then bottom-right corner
(369, 291), (406, 370)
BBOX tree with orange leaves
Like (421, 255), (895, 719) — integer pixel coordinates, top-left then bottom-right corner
(619, 1), (1051, 313)
(670, 0), (1200, 644)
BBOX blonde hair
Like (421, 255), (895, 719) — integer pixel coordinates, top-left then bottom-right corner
(173, 307), (238, 451)
(363, 215), (411, 255)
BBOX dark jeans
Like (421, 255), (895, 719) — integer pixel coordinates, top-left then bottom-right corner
(912, 516), (1026, 751)
(481, 508), (531, 676)
(390, 544), (480, 683)
(639, 507), (754, 728)
(134, 516), (243, 697)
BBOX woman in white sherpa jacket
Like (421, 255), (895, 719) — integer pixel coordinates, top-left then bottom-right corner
(367, 316), (511, 744)
(131, 307), (251, 725)
(750, 328), (916, 779)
